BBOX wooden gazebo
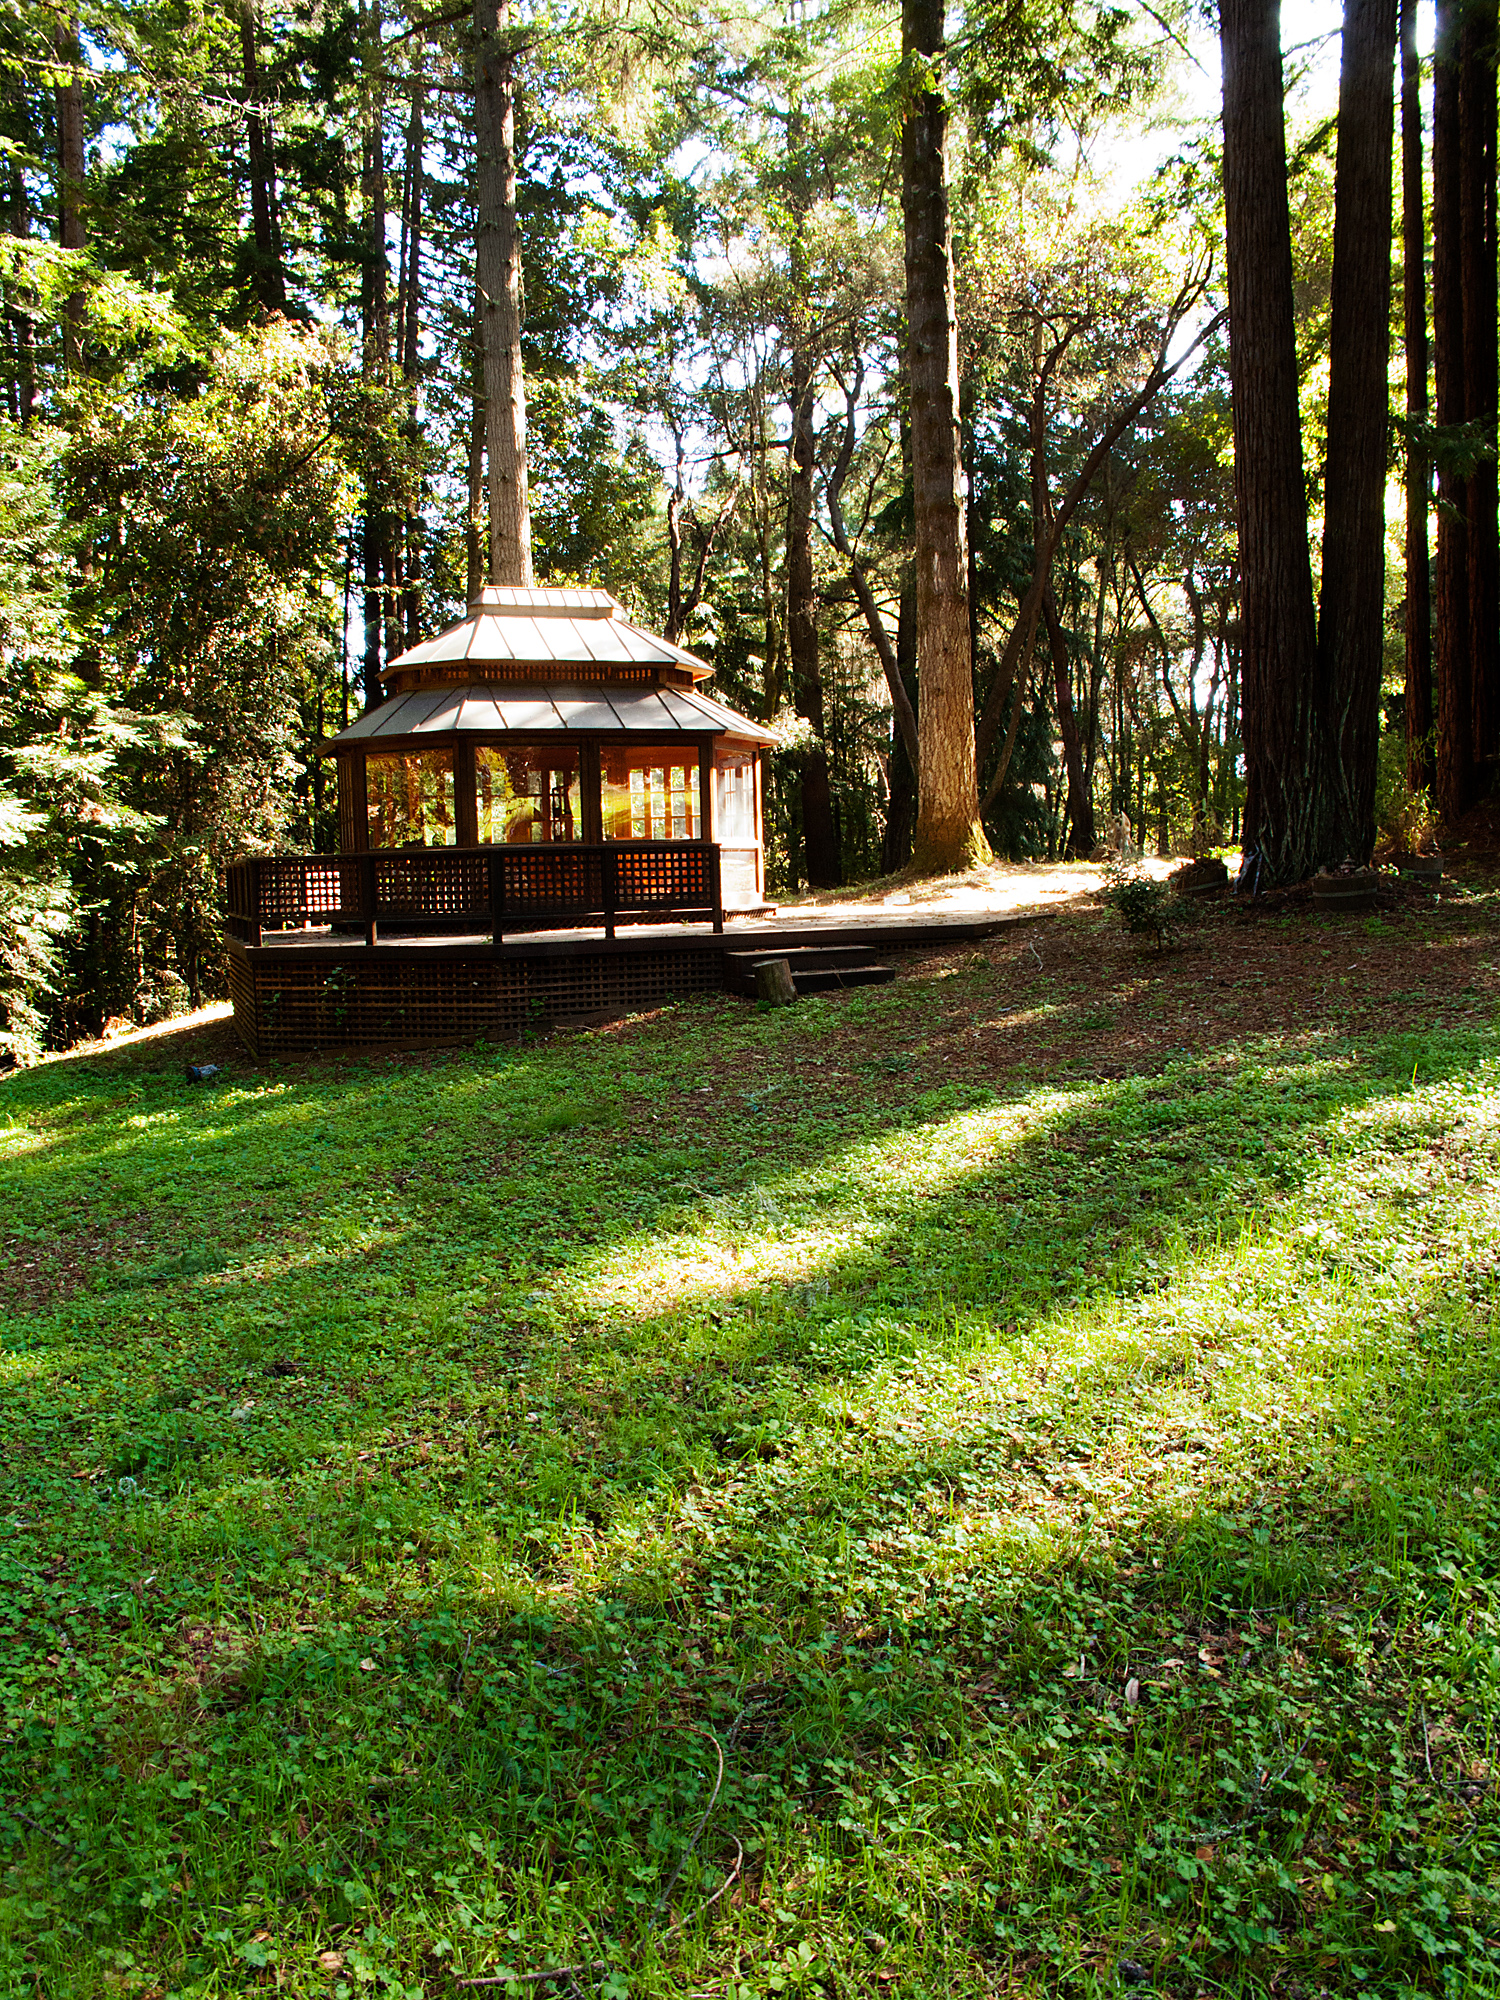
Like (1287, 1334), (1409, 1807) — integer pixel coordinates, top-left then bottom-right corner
(330, 584), (774, 909)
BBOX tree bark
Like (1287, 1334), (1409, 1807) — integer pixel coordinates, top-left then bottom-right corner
(241, 1), (287, 313)
(55, 13), (86, 375)
(474, 0), (533, 587)
(1316, 0), (1397, 864)
(787, 347), (840, 886)
(1044, 588), (1094, 856)
(1461, 1), (1499, 773)
(361, 0), (390, 708)
(399, 84), (424, 649)
(902, 0), (988, 874)
(1220, 0), (1322, 883)
(1402, 0), (1433, 793)
(467, 286), (486, 604)
(1432, 0), (1471, 819)
(881, 570), (919, 872)
(5, 160), (36, 425)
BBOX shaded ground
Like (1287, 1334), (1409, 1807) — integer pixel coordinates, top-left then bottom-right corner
(3, 874), (1499, 2000)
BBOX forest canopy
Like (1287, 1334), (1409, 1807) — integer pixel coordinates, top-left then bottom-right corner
(0, 0), (1488, 1052)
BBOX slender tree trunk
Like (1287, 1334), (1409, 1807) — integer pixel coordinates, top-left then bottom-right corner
(474, 0), (532, 586)
(467, 287), (486, 603)
(1044, 589), (1093, 856)
(5, 161), (36, 425)
(1402, 0), (1433, 794)
(1220, 0), (1321, 882)
(787, 348), (839, 885)
(1461, 0), (1499, 772)
(241, 2), (287, 312)
(1317, 0), (1397, 864)
(400, 84), (424, 648)
(361, 0), (390, 707)
(881, 571), (919, 872)
(902, 0), (988, 874)
(1432, 0), (1472, 818)
(55, 13), (86, 375)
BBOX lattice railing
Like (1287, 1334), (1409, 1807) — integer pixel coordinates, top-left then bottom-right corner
(224, 843), (722, 945)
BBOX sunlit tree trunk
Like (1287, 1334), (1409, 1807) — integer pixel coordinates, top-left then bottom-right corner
(901, 0), (988, 874)
(361, 0), (390, 707)
(1316, 0), (1397, 863)
(1433, 0), (1472, 818)
(1402, 0), (1433, 794)
(1460, 0), (1498, 774)
(474, 0), (532, 586)
(241, 1), (287, 313)
(55, 13), (86, 375)
(1219, 0), (1321, 882)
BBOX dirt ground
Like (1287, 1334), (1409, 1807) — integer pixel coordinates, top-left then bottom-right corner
(24, 862), (1495, 1094)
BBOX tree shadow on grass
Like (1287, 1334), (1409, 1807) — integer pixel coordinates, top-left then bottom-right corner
(2, 988), (1498, 1995)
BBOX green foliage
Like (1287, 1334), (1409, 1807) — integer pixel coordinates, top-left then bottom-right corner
(3, 904), (1499, 1995)
(1101, 865), (1174, 946)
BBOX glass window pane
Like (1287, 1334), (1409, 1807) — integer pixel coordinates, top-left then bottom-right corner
(715, 756), (756, 842)
(602, 746), (701, 841)
(475, 745), (580, 844)
(366, 749), (456, 849)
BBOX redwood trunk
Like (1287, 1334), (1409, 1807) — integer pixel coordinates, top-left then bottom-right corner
(474, 0), (532, 586)
(1402, 0), (1433, 793)
(1317, 0), (1397, 863)
(55, 13), (86, 374)
(1461, 2), (1499, 772)
(241, 2), (287, 312)
(902, 0), (987, 873)
(787, 350), (839, 885)
(1432, 0), (1471, 818)
(1220, 0), (1321, 882)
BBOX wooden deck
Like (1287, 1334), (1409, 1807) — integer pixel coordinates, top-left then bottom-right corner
(225, 907), (1050, 1057)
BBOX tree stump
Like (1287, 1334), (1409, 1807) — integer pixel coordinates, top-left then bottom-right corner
(753, 957), (798, 1006)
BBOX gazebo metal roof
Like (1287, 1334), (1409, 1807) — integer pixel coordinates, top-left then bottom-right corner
(381, 584), (716, 683)
(329, 681), (778, 747)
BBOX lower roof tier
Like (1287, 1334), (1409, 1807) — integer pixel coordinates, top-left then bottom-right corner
(327, 681), (778, 750)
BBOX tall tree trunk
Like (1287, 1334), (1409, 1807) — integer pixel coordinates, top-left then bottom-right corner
(467, 287), (486, 603)
(1219, 0), (1321, 883)
(787, 348), (840, 886)
(1402, 0), (1433, 794)
(361, 0), (389, 708)
(55, 13), (86, 375)
(902, 0), (988, 874)
(1461, 1), (1499, 773)
(474, 0), (532, 586)
(400, 84), (424, 649)
(1316, 0), (1397, 864)
(241, 1), (287, 312)
(881, 570), (919, 872)
(1432, 0), (1472, 819)
(5, 161), (36, 425)
(1044, 588), (1094, 856)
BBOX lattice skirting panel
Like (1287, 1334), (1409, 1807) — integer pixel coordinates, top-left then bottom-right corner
(228, 944), (724, 1057)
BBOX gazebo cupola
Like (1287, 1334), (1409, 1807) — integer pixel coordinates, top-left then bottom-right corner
(327, 585), (775, 908)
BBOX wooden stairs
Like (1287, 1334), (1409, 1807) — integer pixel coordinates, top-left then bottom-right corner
(724, 943), (896, 998)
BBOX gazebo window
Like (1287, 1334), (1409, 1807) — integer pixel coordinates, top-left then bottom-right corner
(476, 745), (580, 844)
(367, 748), (456, 848)
(716, 755), (756, 843)
(602, 746), (701, 841)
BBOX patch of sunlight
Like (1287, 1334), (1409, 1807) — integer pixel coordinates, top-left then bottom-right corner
(552, 1084), (1109, 1321)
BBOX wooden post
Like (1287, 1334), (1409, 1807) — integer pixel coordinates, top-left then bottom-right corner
(604, 843), (617, 941)
(489, 846), (506, 948)
(455, 739), (479, 847)
(709, 842), (723, 934)
(361, 853), (378, 948)
(753, 957), (797, 1006)
(249, 857), (264, 949)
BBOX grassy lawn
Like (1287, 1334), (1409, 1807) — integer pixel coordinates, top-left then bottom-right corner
(4, 887), (1500, 2000)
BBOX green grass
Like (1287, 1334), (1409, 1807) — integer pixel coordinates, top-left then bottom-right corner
(3, 910), (1500, 1999)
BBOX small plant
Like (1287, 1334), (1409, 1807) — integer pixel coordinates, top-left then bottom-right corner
(1101, 865), (1174, 948)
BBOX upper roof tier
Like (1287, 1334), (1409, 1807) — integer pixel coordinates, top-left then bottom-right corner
(383, 584), (715, 688)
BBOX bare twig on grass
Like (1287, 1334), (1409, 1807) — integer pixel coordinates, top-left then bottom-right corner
(456, 1963), (608, 1990)
(653, 1720), (729, 1920)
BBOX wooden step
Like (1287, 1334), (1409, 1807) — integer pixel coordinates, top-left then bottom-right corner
(724, 944), (894, 997)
